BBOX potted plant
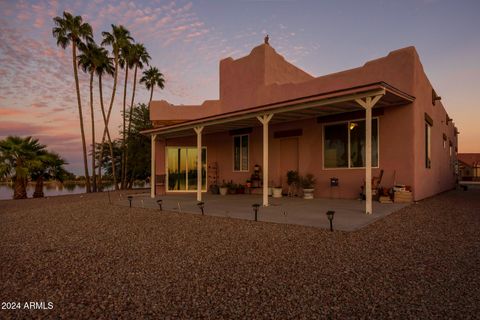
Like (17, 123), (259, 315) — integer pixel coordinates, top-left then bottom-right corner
(219, 180), (228, 196)
(210, 184), (219, 194)
(268, 180), (273, 196)
(237, 184), (245, 194)
(300, 174), (316, 199)
(286, 170), (300, 197)
(227, 181), (237, 194)
(272, 184), (283, 198)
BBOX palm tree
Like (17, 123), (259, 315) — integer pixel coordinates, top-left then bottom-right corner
(77, 41), (100, 192)
(119, 42), (134, 189)
(94, 47), (118, 190)
(52, 11), (93, 193)
(0, 136), (46, 199)
(124, 43), (150, 186)
(31, 151), (68, 198)
(140, 66), (165, 107)
(101, 25), (132, 190)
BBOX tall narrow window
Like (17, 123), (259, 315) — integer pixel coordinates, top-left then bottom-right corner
(324, 123), (348, 168)
(233, 135), (249, 171)
(425, 122), (432, 168)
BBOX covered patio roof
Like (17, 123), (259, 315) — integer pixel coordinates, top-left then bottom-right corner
(143, 81), (415, 214)
(141, 81), (414, 139)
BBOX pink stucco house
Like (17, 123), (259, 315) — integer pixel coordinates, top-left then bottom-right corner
(143, 40), (458, 214)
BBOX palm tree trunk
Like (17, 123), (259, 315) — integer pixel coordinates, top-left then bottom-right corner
(97, 75), (117, 192)
(121, 66), (129, 189)
(72, 42), (91, 193)
(13, 176), (27, 199)
(33, 177), (44, 198)
(100, 54), (119, 190)
(149, 87), (154, 107)
(89, 70), (97, 192)
(125, 64), (138, 186)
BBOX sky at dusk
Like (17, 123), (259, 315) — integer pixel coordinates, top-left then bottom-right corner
(0, 0), (479, 174)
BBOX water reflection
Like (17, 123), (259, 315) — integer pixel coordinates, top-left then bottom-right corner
(0, 181), (149, 200)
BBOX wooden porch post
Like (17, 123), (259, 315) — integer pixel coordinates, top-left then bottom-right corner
(194, 126), (204, 202)
(257, 114), (274, 206)
(150, 134), (157, 198)
(355, 95), (382, 214)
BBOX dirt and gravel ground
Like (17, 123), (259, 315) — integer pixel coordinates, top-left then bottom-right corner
(1, 189), (479, 319)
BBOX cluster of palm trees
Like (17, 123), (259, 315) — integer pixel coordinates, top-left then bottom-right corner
(52, 11), (165, 193)
(0, 136), (68, 199)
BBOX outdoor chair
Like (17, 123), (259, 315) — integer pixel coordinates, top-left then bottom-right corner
(361, 169), (384, 200)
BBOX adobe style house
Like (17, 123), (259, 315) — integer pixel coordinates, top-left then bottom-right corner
(458, 153), (480, 181)
(143, 40), (459, 214)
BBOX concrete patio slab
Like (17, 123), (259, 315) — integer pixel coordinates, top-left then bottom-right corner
(116, 193), (409, 231)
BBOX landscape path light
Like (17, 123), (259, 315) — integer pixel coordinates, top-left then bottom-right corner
(326, 210), (335, 232)
(156, 199), (163, 211)
(197, 201), (205, 215)
(252, 203), (260, 221)
(127, 196), (133, 208)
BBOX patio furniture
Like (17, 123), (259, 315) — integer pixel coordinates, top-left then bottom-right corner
(361, 170), (384, 200)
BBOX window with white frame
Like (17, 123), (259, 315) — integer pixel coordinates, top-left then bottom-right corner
(233, 135), (249, 171)
(323, 118), (379, 168)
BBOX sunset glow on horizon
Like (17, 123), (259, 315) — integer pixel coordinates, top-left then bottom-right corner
(1, 0), (479, 174)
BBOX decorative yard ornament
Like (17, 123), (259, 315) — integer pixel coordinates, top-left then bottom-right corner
(264, 34), (269, 45)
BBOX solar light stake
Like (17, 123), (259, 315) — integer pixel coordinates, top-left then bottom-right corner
(252, 204), (260, 222)
(197, 201), (205, 215)
(156, 199), (163, 211)
(326, 210), (335, 232)
(127, 196), (133, 208)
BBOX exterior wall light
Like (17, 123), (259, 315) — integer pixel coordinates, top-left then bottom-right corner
(326, 210), (335, 231)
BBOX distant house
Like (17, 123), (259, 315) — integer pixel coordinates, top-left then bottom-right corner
(142, 41), (458, 213)
(458, 153), (480, 181)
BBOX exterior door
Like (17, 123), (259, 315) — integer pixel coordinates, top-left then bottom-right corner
(280, 138), (299, 188)
(166, 147), (206, 191)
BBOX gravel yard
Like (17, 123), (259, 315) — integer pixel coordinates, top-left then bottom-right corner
(1, 189), (479, 319)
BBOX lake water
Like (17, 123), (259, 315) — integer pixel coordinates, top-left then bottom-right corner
(0, 182), (149, 200)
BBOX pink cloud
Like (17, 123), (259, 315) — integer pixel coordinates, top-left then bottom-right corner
(32, 102), (48, 108)
(17, 12), (30, 21)
(0, 121), (49, 137)
(0, 108), (26, 117)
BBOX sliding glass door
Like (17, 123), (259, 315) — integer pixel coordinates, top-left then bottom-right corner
(167, 147), (206, 191)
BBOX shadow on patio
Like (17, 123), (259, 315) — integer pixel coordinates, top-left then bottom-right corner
(116, 193), (409, 231)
